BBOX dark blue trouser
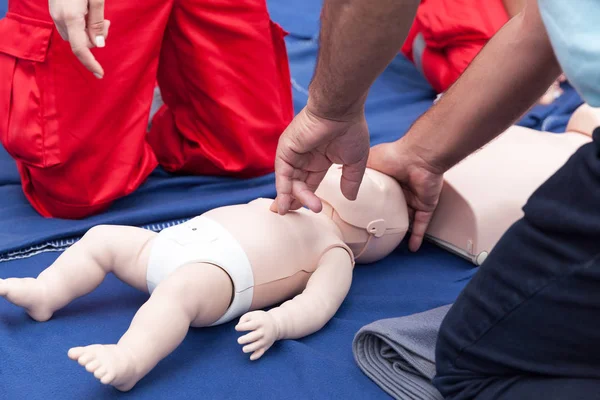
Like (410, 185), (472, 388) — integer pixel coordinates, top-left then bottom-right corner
(433, 127), (600, 400)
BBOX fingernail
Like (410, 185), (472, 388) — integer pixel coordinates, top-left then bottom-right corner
(95, 35), (105, 48)
(93, 73), (103, 79)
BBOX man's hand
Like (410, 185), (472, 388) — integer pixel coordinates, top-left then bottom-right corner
(368, 139), (444, 252)
(271, 106), (370, 215)
(268, 0), (420, 216)
(49, 0), (110, 78)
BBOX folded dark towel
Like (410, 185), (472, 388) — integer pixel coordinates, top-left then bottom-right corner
(353, 304), (451, 400)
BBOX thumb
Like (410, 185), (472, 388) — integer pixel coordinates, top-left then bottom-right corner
(87, 0), (106, 47)
(340, 158), (367, 201)
(408, 210), (435, 252)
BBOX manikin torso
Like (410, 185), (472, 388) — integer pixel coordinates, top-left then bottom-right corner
(425, 103), (600, 264)
(199, 165), (409, 311)
(204, 198), (350, 310)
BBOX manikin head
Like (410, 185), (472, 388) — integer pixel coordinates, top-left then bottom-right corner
(315, 165), (409, 264)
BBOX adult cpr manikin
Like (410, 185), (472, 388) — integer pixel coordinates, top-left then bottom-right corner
(425, 104), (599, 265)
(0, 166), (409, 391)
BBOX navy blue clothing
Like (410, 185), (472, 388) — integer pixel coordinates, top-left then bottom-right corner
(434, 128), (600, 399)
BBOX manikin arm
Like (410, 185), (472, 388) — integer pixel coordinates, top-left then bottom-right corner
(236, 247), (353, 360)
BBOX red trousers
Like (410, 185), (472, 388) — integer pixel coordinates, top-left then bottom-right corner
(0, 0), (293, 218)
(402, 0), (510, 93)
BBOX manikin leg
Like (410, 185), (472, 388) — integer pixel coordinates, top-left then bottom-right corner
(68, 263), (233, 391)
(0, 224), (233, 391)
(0, 226), (155, 321)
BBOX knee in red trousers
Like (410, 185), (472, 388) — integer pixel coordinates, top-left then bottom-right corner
(401, 0), (510, 93)
(148, 1), (293, 178)
(0, 0), (293, 218)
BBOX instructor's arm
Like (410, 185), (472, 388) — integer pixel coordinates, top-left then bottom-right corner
(272, 0), (420, 215)
(369, 0), (562, 251)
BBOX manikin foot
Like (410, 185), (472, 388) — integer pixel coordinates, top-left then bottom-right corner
(0, 278), (54, 321)
(68, 344), (142, 392)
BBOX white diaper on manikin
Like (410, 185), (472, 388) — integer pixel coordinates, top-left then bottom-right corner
(147, 215), (254, 326)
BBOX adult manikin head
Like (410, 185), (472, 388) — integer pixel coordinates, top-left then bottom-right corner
(315, 165), (409, 264)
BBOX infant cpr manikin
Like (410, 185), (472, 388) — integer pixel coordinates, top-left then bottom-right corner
(425, 104), (598, 265)
(0, 166), (408, 391)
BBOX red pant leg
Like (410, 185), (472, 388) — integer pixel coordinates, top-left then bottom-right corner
(0, 0), (172, 218)
(148, 0), (293, 178)
(401, 0), (509, 93)
(420, 40), (488, 93)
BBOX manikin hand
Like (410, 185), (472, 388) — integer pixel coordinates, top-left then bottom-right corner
(235, 311), (280, 361)
(49, 0), (110, 78)
(271, 105), (370, 215)
(368, 139), (444, 252)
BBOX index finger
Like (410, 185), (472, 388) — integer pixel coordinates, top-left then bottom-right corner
(340, 158), (367, 201)
(66, 17), (104, 78)
(273, 156), (295, 215)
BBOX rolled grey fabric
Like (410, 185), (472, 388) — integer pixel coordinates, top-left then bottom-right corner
(353, 304), (451, 400)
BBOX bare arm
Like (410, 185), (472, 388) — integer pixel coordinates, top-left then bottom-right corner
(309, 0), (420, 118)
(403, 0), (561, 173)
(270, 247), (353, 339)
(270, 0), (420, 214)
(236, 247), (353, 360)
(367, 0), (562, 251)
(502, 0), (527, 17)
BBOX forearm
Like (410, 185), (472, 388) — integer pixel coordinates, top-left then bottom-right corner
(308, 0), (419, 118)
(502, 0), (527, 17)
(405, 0), (561, 172)
(268, 248), (353, 340)
(268, 291), (341, 340)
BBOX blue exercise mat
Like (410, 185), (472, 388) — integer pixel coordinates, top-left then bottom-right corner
(0, 242), (475, 400)
(515, 81), (584, 132)
(267, 0), (322, 39)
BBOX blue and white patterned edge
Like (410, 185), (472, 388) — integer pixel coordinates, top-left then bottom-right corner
(0, 218), (191, 263)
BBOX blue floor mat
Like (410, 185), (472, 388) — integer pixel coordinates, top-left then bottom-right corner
(267, 0), (322, 39)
